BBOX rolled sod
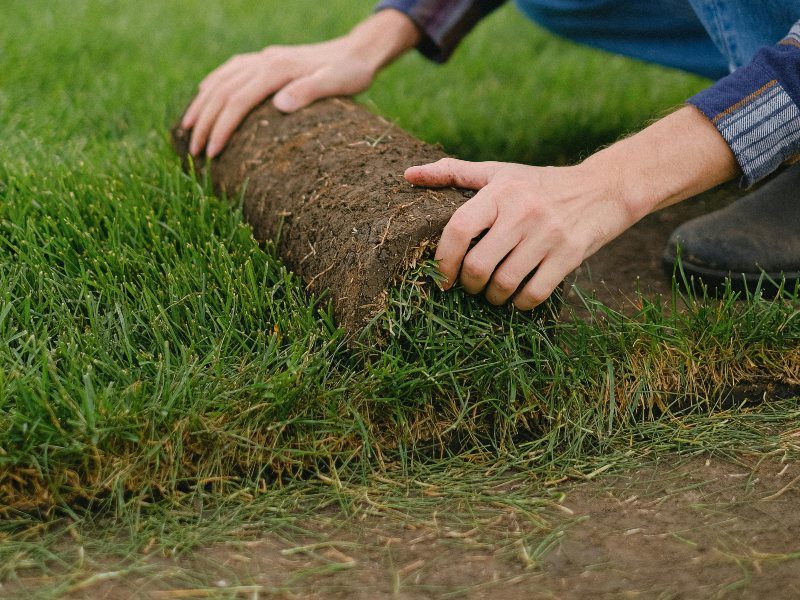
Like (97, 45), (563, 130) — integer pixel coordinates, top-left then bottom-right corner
(172, 98), (472, 336)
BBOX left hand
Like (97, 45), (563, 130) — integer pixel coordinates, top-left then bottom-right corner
(404, 158), (640, 310)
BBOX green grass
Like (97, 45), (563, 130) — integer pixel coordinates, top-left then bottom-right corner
(1, 0), (799, 596)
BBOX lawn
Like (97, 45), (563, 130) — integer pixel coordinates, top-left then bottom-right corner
(1, 1), (799, 597)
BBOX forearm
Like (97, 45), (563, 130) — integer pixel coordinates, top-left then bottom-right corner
(582, 106), (741, 221)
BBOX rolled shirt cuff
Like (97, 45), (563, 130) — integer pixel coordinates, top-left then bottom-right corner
(687, 23), (800, 187)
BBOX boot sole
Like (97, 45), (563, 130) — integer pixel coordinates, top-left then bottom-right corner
(661, 250), (800, 295)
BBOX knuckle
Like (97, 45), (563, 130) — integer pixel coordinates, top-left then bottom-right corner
(226, 90), (250, 107)
(563, 252), (584, 273)
(439, 157), (461, 175)
(547, 219), (568, 243)
(517, 202), (542, 223)
(515, 300), (535, 311)
(527, 287), (552, 306)
(261, 45), (290, 65)
(491, 271), (518, 294)
(461, 254), (490, 281)
(486, 292), (506, 306)
(209, 83), (231, 100)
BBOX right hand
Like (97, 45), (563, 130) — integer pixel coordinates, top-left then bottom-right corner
(181, 10), (420, 158)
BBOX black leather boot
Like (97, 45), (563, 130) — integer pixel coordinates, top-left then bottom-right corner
(662, 163), (800, 293)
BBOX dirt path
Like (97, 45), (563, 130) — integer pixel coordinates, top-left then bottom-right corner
(31, 453), (800, 599)
(202, 458), (800, 600)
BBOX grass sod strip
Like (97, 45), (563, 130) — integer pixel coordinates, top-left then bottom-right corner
(173, 98), (564, 338)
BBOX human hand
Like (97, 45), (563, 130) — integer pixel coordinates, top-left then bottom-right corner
(181, 9), (420, 158)
(404, 159), (640, 310)
(404, 107), (739, 310)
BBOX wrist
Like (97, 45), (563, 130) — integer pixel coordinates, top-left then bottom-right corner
(346, 9), (420, 73)
(579, 106), (739, 221)
(573, 152), (642, 223)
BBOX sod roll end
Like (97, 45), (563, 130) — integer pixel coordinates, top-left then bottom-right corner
(172, 98), (471, 336)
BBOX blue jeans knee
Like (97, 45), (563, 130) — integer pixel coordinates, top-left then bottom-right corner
(514, 0), (729, 79)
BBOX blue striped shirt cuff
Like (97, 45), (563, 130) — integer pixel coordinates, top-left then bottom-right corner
(374, 0), (506, 63)
(688, 22), (800, 187)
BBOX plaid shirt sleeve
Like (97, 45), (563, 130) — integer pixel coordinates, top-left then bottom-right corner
(688, 21), (800, 187)
(374, 0), (506, 63)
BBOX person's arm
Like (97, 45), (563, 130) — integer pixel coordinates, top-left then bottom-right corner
(182, 9), (420, 157)
(406, 20), (800, 309)
(405, 106), (738, 309)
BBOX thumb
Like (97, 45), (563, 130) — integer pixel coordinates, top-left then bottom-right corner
(404, 158), (502, 190)
(273, 71), (333, 113)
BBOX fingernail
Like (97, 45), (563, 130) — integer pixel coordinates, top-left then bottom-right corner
(207, 143), (218, 158)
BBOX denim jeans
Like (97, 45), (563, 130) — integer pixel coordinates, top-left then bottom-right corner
(514, 0), (800, 79)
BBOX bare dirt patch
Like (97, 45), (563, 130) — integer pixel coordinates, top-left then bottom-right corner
(18, 453), (800, 599)
(570, 182), (742, 309)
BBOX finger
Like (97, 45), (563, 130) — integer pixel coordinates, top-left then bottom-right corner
(206, 75), (291, 157)
(273, 70), (335, 113)
(458, 224), (523, 295)
(189, 90), (228, 156)
(484, 240), (547, 306)
(404, 158), (503, 190)
(187, 68), (251, 153)
(434, 191), (498, 290)
(182, 61), (249, 129)
(512, 254), (574, 310)
(182, 86), (213, 130)
(198, 55), (247, 91)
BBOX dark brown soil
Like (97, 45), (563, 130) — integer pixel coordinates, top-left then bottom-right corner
(173, 98), (473, 336)
(570, 182), (742, 310)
